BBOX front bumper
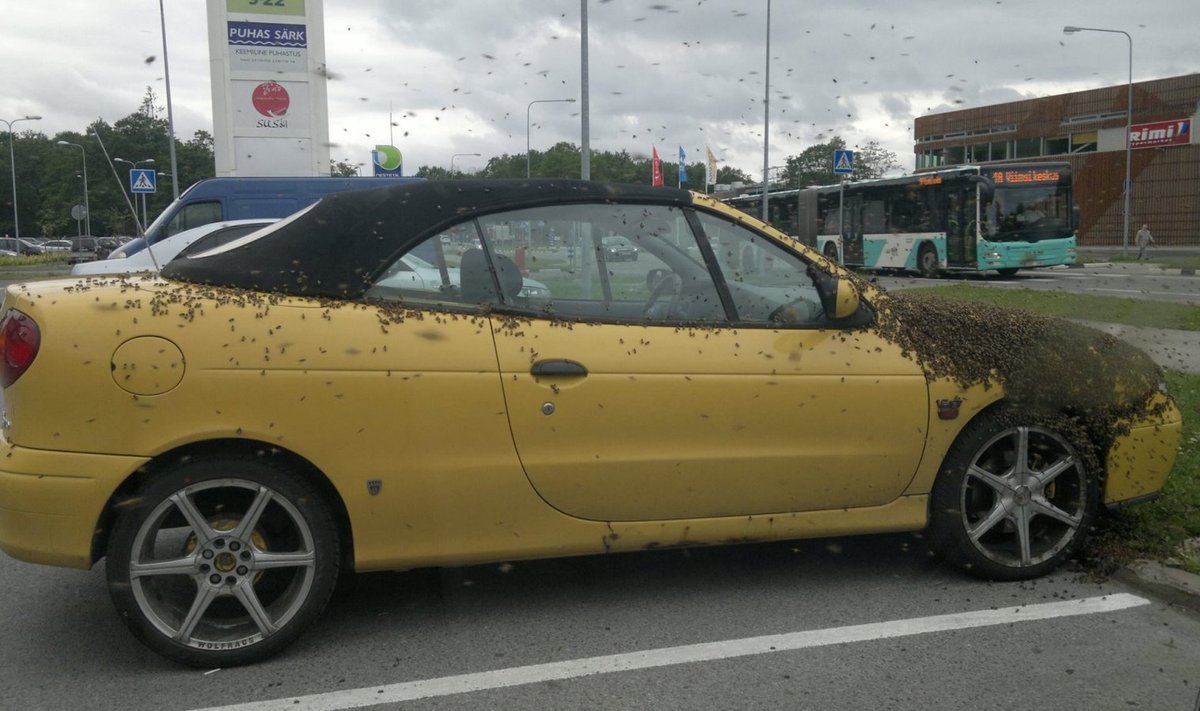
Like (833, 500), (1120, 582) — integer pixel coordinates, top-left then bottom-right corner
(0, 437), (147, 569)
(1103, 395), (1184, 507)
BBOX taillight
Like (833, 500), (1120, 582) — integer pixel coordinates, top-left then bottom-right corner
(0, 309), (40, 387)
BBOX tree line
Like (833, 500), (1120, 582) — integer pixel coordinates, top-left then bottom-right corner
(4, 92), (900, 238)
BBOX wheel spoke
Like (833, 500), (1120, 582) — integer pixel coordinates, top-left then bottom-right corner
(1015, 505), (1033, 566)
(254, 550), (315, 571)
(968, 501), (1010, 542)
(1013, 427), (1031, 475)
(171, 492), (216, 545)
(175, 582), (221, 642)
(232, 581), (277, 637)
(1030, 497), (1082, 528)
(231, 486), (273, 541)
(1033, 455), (1077, 490)
(967, 464), (1014, 496)
(130, 554), (196, 579)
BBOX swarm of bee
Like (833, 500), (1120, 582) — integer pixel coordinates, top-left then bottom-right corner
(871, 289), (1170, 473)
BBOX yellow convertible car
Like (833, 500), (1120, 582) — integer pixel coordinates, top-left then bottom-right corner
(0, 180), (1181, 666)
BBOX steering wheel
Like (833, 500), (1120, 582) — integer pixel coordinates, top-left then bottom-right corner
(644, 273), (683, 319)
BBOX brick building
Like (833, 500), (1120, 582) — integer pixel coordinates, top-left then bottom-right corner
(914, 74), (1199, 245)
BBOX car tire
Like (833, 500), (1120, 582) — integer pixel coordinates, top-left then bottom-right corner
(917, 243), (939, 278)
(929, 411), (1097, 581)
(996, 267), (1020, 277)
(823, 242), (839, 262)
(106, 455), (341, 667)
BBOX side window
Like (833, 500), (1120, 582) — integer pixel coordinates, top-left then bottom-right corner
(364, 225), (486, 308)
(165, 201), (223, 238)
(480, 203), (725, 323)
(176, 224), (269, 259)
(695, 212), (829, 326)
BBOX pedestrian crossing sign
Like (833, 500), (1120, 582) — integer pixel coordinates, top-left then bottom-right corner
(131, 169), (157, 194)
(833, 149), (854, 175)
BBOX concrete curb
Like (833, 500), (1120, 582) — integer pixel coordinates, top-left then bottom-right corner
(1115, 560), (1200, 616)
(1077, 261), (1199, 276)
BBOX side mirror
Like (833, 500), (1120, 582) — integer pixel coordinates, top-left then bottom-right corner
(810, 266), (862, 320)
(966, 174), (996, 201)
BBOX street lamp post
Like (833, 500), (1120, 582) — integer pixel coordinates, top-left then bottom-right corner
(526, 98), (576, 179)
(1063, 25), (1133, 255)
(159, 0), (180, 199)
(115, 157), (155, 231)
(761, 0), (772, 221)
(2, 115), (42, 240)
(57, 141), (91, 238)
(450, 153), (481, 179)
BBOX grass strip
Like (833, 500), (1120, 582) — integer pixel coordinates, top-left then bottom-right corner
(904, 284), (1200, 332)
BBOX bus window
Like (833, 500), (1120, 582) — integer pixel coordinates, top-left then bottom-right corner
(863, 201), (886, 234)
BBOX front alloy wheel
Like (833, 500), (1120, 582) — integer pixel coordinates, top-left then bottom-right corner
(931, 415), (1096, 580)
(107, 457), (340, 666)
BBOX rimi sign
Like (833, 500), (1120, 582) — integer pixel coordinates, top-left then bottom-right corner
(1129, 118), (1191, 150)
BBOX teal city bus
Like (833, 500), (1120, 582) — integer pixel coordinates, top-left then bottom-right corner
(726, 162), (1077, 277)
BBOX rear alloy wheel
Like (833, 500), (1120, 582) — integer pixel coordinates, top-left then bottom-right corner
(917, 243), (939, 278)
(930, 414), (1097, 580)
(107, 457), (340, 666)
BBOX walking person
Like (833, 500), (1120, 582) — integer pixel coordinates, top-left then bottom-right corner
(1135, 223), (1155, 260)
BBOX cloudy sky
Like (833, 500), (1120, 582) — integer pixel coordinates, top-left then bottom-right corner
(2, 0), (1198, 180)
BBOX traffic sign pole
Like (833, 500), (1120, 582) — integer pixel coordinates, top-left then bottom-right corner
(832, 150), (854, 262)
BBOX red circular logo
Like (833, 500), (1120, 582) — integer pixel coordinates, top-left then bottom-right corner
(251, 82), (290, 118)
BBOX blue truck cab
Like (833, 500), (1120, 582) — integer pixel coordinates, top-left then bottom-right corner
(111, 176), (424, 258)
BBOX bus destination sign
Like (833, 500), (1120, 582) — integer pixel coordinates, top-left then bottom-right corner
(987, 169), (1063, 185)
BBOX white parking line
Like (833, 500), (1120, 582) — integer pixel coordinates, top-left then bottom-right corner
(191, 593), (1149, 711)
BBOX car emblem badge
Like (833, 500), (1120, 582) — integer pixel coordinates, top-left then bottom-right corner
(936, 399), (962, 420)
(367, 479), (382, 496)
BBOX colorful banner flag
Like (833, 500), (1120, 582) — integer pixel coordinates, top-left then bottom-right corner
(651, 147), (664, 187)
(678, 146), (688, 186)
(705, 145), (718, 185)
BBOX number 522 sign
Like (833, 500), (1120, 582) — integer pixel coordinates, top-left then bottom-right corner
(227, 0), (304, 16)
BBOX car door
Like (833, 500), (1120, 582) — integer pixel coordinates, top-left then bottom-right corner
(482, 202), (929, 522)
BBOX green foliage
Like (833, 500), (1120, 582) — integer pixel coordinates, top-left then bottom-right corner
(0, 254), (67, 268)
(0, 87), (215, 239)
(329, 159), (359, 177)
(2, 94), (896, 238)
(419, 143), (749, 188)
(782, 135), (900, 188)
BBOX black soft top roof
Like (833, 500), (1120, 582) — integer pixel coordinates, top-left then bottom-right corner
(161, 179), (694, 299)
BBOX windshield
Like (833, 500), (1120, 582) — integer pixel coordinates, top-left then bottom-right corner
(985, 184), (1072, 243)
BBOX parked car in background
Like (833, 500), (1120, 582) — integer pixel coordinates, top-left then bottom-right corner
(0, 237), (45, 255)
(41, 239), (72, 252)
(602, 235), (639, 261)
(66, 237), (114, 264)
(0, 180), (1181, 668)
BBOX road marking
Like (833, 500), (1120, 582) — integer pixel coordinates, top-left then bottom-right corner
(192, 593), (1149, 711)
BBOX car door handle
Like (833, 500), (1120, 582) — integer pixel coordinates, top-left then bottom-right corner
(530, 359), (588, 377)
